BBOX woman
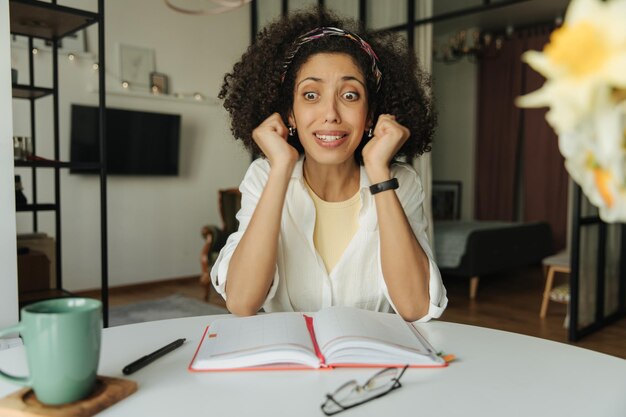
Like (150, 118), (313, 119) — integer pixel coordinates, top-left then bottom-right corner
(211, 7), (447, 322)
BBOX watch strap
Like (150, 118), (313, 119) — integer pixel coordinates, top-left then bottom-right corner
(369, 178), (399, 195)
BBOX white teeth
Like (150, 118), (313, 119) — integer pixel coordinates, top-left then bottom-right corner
(316, 134), (345, 142)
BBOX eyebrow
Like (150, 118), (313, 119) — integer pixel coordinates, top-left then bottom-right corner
(296, 76), (366, 89)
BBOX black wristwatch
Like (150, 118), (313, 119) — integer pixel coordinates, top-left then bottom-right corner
(369, 178), (399, 195)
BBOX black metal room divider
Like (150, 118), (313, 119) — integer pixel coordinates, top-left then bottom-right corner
(570, 185), (626, 341)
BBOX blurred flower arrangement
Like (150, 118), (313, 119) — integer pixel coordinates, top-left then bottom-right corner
(517, 0), (626, 222)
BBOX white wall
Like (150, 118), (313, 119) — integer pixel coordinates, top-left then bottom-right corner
(1, 0), (19, 326)
(431, 32), (478, 221)
(11, 1), (251, 291)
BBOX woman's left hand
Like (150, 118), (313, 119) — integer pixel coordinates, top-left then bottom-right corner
(362, 114), (410, 179)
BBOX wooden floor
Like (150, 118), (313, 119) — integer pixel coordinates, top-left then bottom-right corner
(441, 266), (626, 359)
(77, 266), (626, 359)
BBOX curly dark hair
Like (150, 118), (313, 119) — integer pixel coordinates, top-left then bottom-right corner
(219, 6), (436, 163)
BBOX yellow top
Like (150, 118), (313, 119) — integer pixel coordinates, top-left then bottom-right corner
(305, 180), (361, 273)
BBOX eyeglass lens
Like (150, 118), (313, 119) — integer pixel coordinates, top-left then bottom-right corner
(364, 367), (399, 392)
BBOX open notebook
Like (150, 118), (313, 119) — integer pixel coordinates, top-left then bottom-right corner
(188, 306), (447, 371)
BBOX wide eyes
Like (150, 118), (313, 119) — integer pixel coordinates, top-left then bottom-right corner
(342, 91), (359, 101)
(301, 90), (361, 102)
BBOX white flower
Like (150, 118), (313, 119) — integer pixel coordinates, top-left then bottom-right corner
(517, 0), (626, 134)
(517, 0), (626, 223)
(558, 102), (626, 221)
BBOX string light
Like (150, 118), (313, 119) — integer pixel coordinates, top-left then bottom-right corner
(165, 92), (206, 101)
(20, 46), (210, 102)
(12, 37), (82, 64)
(21, 42), (88, 62)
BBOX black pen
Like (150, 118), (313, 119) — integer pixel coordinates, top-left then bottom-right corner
(122, 338), (186, 375)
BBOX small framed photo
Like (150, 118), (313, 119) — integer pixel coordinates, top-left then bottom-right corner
(150, 72), (169, 94)
(432, 181), (462, 221)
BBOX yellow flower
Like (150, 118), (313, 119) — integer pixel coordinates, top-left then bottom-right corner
(593, 168), (615, 207)
(544, 22), (608, 78)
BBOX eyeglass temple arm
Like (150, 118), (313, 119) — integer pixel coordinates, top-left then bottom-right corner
(390, 365), (409, 388)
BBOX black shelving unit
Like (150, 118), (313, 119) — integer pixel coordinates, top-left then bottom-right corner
(16, 204), (58, 212)
(11, 84), (54, 99)
(14, 160), (101, 170)
(10, 0), (110, 326)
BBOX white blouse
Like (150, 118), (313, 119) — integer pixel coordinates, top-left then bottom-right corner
(211, 157), (448, 322)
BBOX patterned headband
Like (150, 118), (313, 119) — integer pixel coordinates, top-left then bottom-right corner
(280, 26), (382, 91)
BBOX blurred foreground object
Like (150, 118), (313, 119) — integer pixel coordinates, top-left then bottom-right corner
(517, 0), (626, 222)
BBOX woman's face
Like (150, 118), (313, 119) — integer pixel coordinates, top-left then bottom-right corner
(289, 53), (370, 167)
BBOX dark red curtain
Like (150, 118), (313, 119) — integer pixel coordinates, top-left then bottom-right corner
(475, 27), (568, 251)
(522, 29), (569, 250)
(475, 34), (525, 221)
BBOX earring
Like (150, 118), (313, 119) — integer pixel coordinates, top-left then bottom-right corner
(367, 128), (373, 138)
(288, 126), (296, 137)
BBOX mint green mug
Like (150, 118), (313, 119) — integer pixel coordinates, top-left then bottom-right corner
(0, 298), (102, 405)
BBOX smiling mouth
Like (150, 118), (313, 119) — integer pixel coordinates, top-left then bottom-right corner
(315, 133), (348, 142)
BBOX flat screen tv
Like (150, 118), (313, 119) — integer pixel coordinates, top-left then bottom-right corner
(70, 105), (181, 176)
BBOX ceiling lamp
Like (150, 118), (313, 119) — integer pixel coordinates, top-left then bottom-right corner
(164, 0), (251, 15)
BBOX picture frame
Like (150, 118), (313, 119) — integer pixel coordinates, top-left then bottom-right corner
(150, 72), (169, 94)
(119, 44), (155, 89)
(432, 181), (462, 221)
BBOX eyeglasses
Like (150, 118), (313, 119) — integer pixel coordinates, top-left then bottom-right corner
(320, 365), (409, 416)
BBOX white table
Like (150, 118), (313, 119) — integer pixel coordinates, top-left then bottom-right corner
(1, 315), (625, 417)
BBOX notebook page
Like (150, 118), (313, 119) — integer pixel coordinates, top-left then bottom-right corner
(0, 338), (22, 351)
(201, 312), (315, 358)
(313, 306), (428, 355)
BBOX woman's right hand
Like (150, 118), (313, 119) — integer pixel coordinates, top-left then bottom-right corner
(226, 113), (298, 315)
(252, 113), (299, 169)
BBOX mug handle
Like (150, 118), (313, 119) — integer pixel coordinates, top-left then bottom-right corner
(0, 324), (32, 387)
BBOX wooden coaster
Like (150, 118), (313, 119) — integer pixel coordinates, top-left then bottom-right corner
(0, 376), (137, 417)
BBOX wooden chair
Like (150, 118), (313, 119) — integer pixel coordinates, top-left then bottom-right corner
(200, 188), (242, 301)
(540, 251), (570, 319)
